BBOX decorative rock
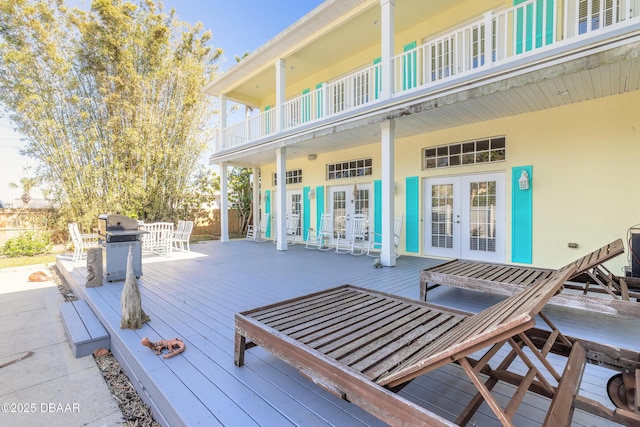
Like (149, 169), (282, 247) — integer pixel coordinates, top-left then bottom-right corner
(28, 271), (50, 282)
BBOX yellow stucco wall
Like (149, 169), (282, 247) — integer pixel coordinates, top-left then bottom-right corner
(258, 89), (640, 273)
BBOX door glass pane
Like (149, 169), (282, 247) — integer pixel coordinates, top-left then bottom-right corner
(333, 191), (346, 238)
(469, 180), (496, 253)
(354, 188), (370, 239)
(290, 194), (302, 236)
(431, 184), (454, 249)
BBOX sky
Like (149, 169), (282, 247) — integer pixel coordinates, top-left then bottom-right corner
(0, 0), (324, 205)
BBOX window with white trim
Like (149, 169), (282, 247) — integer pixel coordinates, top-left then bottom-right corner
(423, 137), (505, 170)
(327, 158), (372, 180)
(273, 169), (302, 185)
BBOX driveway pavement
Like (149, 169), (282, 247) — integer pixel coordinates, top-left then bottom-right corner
(0, 264), (123, 427)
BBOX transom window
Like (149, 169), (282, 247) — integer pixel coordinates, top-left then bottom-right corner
(423, 137), (505, 170)
(273, 169), (302, 185)
(327, 158), (372, 180)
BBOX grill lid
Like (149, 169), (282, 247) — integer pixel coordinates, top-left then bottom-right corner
(98, 214), (140, 238)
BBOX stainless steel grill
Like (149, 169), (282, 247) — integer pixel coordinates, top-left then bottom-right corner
(98, 214), (146, 281)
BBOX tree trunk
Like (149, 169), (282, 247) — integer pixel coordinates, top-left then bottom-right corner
(120, 246), (150, 329)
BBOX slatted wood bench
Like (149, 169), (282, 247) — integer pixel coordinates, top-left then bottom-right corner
(235, 262), (640, 426)
(421, 239), (640, 317)
(60, 299), (109, 358)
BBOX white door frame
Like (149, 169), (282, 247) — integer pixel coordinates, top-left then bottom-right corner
(424, 172), (505, 262)
(329, 184), (372, 242)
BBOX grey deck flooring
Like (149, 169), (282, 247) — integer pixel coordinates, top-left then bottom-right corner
(57, 240), (639, 427)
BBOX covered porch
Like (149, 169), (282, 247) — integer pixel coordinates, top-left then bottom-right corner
(57, 240), (639, 426)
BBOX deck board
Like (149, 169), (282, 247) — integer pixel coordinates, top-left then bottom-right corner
(57, 240), (639, 427)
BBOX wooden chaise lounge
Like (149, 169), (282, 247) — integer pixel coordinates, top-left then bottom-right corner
(235, 263), (640, 426)
(421, 239), (640, 317)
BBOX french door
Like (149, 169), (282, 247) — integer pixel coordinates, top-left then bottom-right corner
(424, 173), (505, 262)
(287, 190), (302, 240)
(329, 184), (371, 241)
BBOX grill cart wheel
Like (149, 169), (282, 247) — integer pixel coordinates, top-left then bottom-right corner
(607, 372), (636, 410)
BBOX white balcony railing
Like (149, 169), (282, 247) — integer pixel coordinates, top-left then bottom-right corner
(219, 0), (639, 151)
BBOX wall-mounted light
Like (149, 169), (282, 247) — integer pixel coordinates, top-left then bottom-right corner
(309, 188), (315, 199)
(518, 170), (530, 191)
(307, 154), (317, 161)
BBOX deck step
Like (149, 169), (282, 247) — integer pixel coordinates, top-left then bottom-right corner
(60, 299), (110, 358)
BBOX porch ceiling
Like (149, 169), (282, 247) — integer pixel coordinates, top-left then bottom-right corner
(212, 34), (640, 168)
(206, 0), (460, 104)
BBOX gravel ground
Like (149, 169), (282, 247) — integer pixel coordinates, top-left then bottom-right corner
(50, 266), (159, 427)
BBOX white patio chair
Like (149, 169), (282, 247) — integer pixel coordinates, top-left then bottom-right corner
(68, 222), (99, 262)
(246, 213), (269, 242)
(286, 213), (300, 244)
(367, 214), (404, 258)
(173, 220), (193, 252)
(306, 212), (333, 250)
(173, 220), (186, 240)
(335, 214), (368, 255)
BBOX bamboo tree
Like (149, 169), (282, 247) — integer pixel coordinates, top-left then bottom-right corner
(0, 0), (222, 229)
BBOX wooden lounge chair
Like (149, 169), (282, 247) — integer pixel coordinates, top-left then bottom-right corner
(235, 264), (640, 426)
(421, 239), (640, 317)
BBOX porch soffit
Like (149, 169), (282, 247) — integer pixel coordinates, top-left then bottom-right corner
(204, 0), (460, 104)
(210, 36), (640, 168)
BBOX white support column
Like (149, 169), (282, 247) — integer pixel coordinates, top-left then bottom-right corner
(275, 59), (286, 133)
(252, 167), (260, 239)
(220, 162), (230, 242)
(275, 147), (287, 251)
(219, 95), (227, 151)
(380, 0), (395, 100)
(381, 119), (396, 266)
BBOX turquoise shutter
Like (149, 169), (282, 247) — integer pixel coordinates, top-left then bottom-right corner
(373, 57), (381, 99)
(315, 186), (325, 230)
(264, 190), (271, 238)
(373, 180), (382, 244)
(303, 186), (311, 241)
(512, 166), (533, 263)
(402, 41), (417, 91)
(302, 88), (311, 123)
(515, 0), (554, 54)
(405, 177), (419, 252)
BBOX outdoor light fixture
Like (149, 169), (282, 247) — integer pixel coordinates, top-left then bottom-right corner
(308, 154), (317, 161)
(309, 188), (315, 199)
(518, 170), (530, 191)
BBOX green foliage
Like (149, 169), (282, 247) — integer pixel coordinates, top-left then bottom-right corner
(1, 231), (51, 257)
(0, 0), (223, 230)
(228, 167), (253, 233)
(177, 164), (220, 219)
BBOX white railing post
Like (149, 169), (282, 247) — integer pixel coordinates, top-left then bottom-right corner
(484, 11), (493, 68)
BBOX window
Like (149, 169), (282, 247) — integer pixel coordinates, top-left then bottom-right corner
(327, 158), (372, 180)
(273, 169), (302, 185)
(423, 137), (505, 170)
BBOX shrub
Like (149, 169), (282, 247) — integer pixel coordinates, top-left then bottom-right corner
(1, 231), (52, 257)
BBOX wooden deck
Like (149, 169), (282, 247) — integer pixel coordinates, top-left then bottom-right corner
(56, 240), (640, 427)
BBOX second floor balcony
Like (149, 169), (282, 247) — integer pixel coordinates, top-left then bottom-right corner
(212, 0), (640, 155)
